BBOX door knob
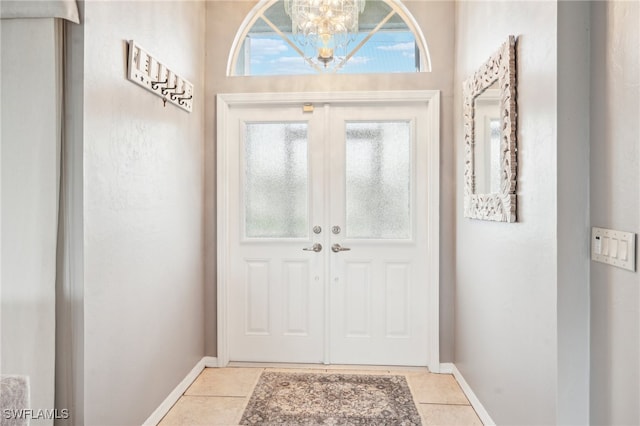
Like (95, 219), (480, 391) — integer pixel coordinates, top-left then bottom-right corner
(331, 243), (351, 253)
(303, 243), (322, 252)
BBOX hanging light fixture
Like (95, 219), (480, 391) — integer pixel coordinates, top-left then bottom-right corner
(284, 0), (366, 69)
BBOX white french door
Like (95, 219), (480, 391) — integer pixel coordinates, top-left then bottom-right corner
(327, 105), (430, 365)
(226, 105), (326, 363)
(218, 92), (440, 369)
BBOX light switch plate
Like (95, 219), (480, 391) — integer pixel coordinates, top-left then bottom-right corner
(591, 227), (636, 272)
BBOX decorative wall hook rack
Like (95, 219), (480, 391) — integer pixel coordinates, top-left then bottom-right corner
(126, 40), (193, 113)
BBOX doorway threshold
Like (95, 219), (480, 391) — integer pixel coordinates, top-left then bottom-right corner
(227, 361), (431, 372)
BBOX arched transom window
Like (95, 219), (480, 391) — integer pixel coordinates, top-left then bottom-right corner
(227, 0), (431, 76)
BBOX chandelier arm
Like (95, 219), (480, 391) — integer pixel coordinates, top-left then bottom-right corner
(333, 10), (396, 73)
(261, 14), (324, 73)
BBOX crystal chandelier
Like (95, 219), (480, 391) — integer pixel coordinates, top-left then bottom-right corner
(284, 0), (366, 69)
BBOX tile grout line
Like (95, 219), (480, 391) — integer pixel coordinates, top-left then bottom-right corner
(418, 402), (474, 406)
(399, 372), (428, 426)
(233, 368), (265, 425)
(403, 372), (472, 408)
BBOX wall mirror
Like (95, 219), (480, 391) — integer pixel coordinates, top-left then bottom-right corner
(463, 35), (517, 222)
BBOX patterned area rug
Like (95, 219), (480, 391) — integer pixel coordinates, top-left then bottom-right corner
(240, 371), (422, 425)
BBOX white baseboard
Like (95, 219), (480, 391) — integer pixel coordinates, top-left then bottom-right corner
(142, 356), (219, 425)
(203, 356), (219, 368)
(445, 363), (496, 426)
(439, 362), (454, 374)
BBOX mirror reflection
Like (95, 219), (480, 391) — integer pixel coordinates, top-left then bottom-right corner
(473, 81), (501, 194)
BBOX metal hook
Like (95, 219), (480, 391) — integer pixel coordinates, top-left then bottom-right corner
(177, 95), (193, 106)
(150, 80), (168, 90)
(161, 86), (177, 96)
(170, 91), (186, 101)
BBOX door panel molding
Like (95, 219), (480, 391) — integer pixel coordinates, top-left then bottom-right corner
(217, 91), (440, 371)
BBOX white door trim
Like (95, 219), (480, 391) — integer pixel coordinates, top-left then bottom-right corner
(216, 91), (440, 371)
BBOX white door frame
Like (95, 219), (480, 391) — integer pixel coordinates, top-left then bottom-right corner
(216, 90), (441, 372)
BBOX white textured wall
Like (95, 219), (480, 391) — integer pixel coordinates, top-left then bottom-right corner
(557, 2), (590, 424)
(82, 2), (206, 424)
(590, 1), (640, 424)
(454, 2), (558, 424)
(204, 0), (457, 361)
(1, 18), (60, 426)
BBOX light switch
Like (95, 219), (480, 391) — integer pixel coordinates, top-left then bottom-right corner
(591, 227), (636, 272)
(594, 236), (602, 254)
(610, 239), (619, 258)
(619, 240), (629, 261)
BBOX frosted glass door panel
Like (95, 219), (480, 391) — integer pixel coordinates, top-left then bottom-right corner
(345, 121), (411, 239)
(244, 122), (308, 238)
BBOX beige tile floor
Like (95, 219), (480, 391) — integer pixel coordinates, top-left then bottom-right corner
(158, 365), (483, 426)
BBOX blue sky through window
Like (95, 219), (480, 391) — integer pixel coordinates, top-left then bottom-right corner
(246, 31), (418, 76)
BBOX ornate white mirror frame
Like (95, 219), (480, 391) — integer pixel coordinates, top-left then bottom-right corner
(463, 35), (517, 222)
